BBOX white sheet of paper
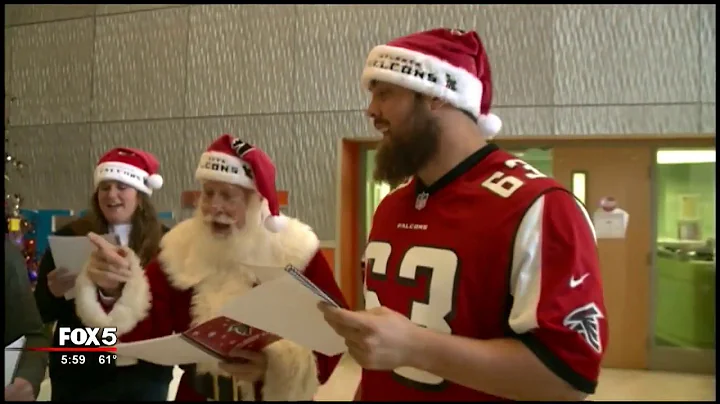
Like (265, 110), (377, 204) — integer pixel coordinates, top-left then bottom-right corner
(238, 262), (289, 284)
(5, 336), (26, 387)
(114, 334), (217, 366)
(593, 211), (628, 239)
(220, 275), (347, 357)
(47, 234), (117, 300)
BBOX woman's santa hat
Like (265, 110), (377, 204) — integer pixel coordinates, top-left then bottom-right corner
(361, 28), (502, 138)
(94, 148), (163, 195)
(195, 134), (287, 233)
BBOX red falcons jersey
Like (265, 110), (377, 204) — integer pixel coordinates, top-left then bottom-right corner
(360, 144), (608, 401)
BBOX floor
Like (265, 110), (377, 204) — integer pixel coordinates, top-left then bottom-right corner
(37, 354), (715, 401)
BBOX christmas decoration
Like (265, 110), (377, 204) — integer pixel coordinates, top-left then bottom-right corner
(4, 92), (37, 286)
(5, 92), (25, 184)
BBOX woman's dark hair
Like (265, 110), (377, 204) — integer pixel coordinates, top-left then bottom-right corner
(85, 190), (163, 266)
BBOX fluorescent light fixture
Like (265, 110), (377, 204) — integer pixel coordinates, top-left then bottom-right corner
(657, 149), (716, 165)
(571, 172), (587, 205)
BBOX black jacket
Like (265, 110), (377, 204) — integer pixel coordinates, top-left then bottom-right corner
(33, 218), (172, 387)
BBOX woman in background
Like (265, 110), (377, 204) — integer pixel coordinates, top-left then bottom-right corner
(5, 237), (50, 401)
(33, 148), (172, 401)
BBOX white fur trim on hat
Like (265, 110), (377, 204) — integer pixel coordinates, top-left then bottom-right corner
(362, 45), (483, 119)
(264, 215), (288, 233)
(94, 162), (154, 195)
(195, 151), (255, 190)
(146, 174), (163, 190)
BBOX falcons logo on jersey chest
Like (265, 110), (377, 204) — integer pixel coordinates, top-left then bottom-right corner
(563, 302), (604, 354)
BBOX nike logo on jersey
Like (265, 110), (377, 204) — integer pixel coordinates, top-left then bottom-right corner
(569, 273), (590, 288)
(563, 302), (604, 353)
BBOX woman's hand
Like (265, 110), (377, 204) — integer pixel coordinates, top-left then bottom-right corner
(218, 347), (268, 383)
(47, 267), (77, 298)
(86, 232), (132, 295)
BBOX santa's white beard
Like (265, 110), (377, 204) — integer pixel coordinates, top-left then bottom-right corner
(182, 202), (275, 281)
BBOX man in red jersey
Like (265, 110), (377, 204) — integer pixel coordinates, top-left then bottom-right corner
(320, 28), (608, 401)
(75, 134), (347, 401)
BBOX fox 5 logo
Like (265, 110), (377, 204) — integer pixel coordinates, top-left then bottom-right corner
(58, 327), (118, 347)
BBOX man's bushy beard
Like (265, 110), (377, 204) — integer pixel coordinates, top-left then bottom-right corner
(373, 100), (441, 187)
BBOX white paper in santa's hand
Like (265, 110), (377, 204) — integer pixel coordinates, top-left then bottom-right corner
(237, 262), (289, 284)
(114, 334), (217, 367)
(48, 234), (118, 300)
(220, 271), (347, 357)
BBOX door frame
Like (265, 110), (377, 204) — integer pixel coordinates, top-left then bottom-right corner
(336, 134), (715, 371)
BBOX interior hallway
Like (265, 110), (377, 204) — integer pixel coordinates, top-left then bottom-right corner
(36, 354), (715, 401)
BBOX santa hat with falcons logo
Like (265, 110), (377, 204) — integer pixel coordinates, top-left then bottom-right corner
(195, 134), (287, 233)
(361, 28), (502, 138)
(94, 147), (163, 195)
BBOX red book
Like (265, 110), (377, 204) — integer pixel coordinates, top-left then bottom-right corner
(181, 316), (280, 361)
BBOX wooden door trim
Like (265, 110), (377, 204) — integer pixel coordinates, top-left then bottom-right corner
(337, 139), (362, 309)
(347, 133), (715, 146)
(553, 145), (654, 369)
(494, 136), (715, 150)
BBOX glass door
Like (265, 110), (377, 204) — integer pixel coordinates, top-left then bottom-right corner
(508, 148), (554, 178)
(363, 148), (392, 241)
(650, 147), (716, 373)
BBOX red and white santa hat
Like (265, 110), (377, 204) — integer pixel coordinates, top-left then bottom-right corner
(94, 148), (163, 195)
(361, 28), (502, 138)
(195, 134), (287, 233)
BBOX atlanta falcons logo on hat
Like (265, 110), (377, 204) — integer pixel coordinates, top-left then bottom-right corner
(563, 302), (604, 353)
(231, 138), (253, 157)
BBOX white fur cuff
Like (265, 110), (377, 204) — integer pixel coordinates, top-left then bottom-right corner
(256, 339), (319, 401)
(74, 248), (152, 336)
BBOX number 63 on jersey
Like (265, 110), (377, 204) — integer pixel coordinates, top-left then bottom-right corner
(363, 242), (459, 387)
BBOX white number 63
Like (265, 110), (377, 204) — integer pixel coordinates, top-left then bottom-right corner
(364, 241), (459, 388)
(481, 158), (547, 198)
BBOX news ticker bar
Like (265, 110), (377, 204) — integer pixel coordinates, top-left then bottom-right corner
(5, 347), (117, 353)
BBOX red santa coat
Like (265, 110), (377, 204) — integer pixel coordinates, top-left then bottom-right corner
(74, 215), (347, 401)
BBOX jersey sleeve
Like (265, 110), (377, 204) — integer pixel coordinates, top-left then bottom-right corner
(507, 189), (608, 395)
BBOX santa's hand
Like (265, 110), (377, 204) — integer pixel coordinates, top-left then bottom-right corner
(219, 347), (268, 383)
(87, 232), (132, 294)
(319, 303), (417, 371)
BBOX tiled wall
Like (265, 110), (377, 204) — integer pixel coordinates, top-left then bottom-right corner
(4, 5), (716, 240)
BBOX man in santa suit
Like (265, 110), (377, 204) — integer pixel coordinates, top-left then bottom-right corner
(74, 134), (348, 401)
